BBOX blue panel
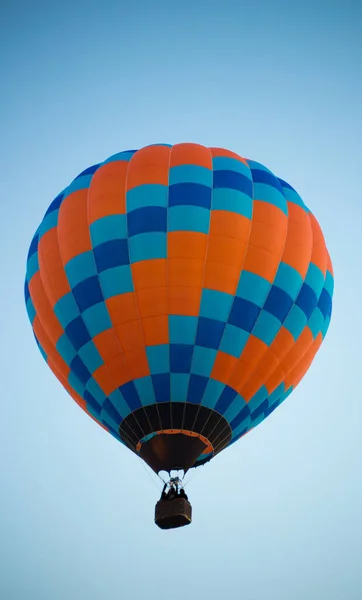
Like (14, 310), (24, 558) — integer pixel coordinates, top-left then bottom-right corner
(170, 344), (193, 373)
(104, 150), (136, 163)
(54, 292), (80, 327)
(212, 188), (253, 219)
(264, 285), (293, 322)
(214, 385), (238, 415)
(308, 307), (324, 338)
(250, 168), (284, 191)
(82, 302), (112, 337)
(85, 378), (106, 404)
(295, 283), (318, 320)
(127, 206), (167, 236)
(134, 376), (156, 405)
(169, 183), (211, 209)
(201, 378), (225, 410)
(146, 345), (170, 374)
(268, 382), (285, 407)
(27, 233), (39, 259)
(169, 165), (212, 187)
(126, 184), (168, 211)
(190, 346), (217, 376)
(195, 317), (225, 350)
(230, 404), (251, 430)
(247, 385), (268, 413)
(90, 215), (127, 246)
(168, 205), (210, 234)
(129, 232), (166, 263)
(72, 276), (104, 312)
(213, 170), (253, 196)
(108, 388), (131, 418)
(26, 298), (36, 323)
(44, 193), (63, 217)
(274, 262), (303, 299)
(219, 324), (249, 357)
(236, 271), (270, 306)
(169, 315), (198, 344)
(75, 164), (100, 178)
(223, 394), (247, 423)
(170, 373), (189, 401)
(102, 399), (122, 425)
(253, 183), (288, 214)
(324, 270), (334, 296)
(279, 180), (308, 211)
(252, 310), (281, 346)
(78, 340), (103, 373)
(62, 174), (93, 198)
(212, 157), (252, 179)
(283, 305), (308, 340)
(65, 252), (97, 288)
(34, 335), (47, 361)
(56, 333), (77, 365)
(152, 373), (170, 403)
(39, 210), (58, 237)
(200, 289), (234, 322)
(26, 252), (39, 281)
(99, 265), (134, 298)
(65, 316), (91, 351)
(84, 392), (102, 417)
(187, 374), (208, 404)
(93, 239), (129, 272)
(119, 381), (142, 411)
(24, 280), (30, 302)
(70, 355), (92, 385)
(68, 371), (85, 396)
(317, 288), (332, 319)
(228, 297), (261, 332)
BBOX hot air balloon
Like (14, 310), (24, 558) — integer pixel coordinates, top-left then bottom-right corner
(24, 143), (333, 529)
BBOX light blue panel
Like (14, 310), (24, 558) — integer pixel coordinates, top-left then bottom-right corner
(65, 251), (97, 287)
(36, 341), (47, 362)
(169, 165), (213, 187)
(82, 302), (112, 337)
(169, 315), (198, 344)
(268, 382), (285, 407)
(246, 159), (270, 172)
(68, 372), (85, 396)
(200, 289), (234, 322)
(282, 186), (309, 211)
(38, 210), (58, 237)
(146, 345), (170, 374)
(108, 388), (132, 419)
(169, 205), (210, 234)
(99, 265), (134, 298)
(26, 252), (39, 281)
(236, 270), (271, 306)
(86, 379), (106, 404)
(170, 373), (189, 401)
(191, 346), (217, 376)
(321, 315), (331, 338)
(280, 386), (293, 403)
(283, 304), (308, 340)
(54, 292), (80, 327)
(26, 298), (36, 324)
(86, 403), (101, 421)
(212, 188), (253, 219)
(101, 409), (121, 434)
(219, 324), (249, 358)
(212, 157), (252, 179)
(134, 376), (156, 405)
(104, 151), (136, 164)
(223, 394), (247, 423)
(247, 385), (269, 412)
(62, 174), (93, 198)
(201, 378), (225, 410)
(252, 310), (281, 346)
(90, 215), (127, 246)
(56, 334), (77, 365)
(274, 262), (303, 299)
(250, 413), (265, 427)
(129, 232), (167, 263)
(305, 263), (325, 298)
(324, 270), (334, 296)
(253, 183), (288, 215)
(78, 341), (103, 373)
(126, 184), (168, 211)
(308, 307), (324, 339)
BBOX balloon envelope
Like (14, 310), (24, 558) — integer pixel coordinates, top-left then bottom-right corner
(25, 143), (334, 473)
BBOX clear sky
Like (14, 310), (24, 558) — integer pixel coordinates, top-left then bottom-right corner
(1, 1), (362, 599)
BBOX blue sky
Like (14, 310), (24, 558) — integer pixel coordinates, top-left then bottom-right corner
(1, 1), (362, 598)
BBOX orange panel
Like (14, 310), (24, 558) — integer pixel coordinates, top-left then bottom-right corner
(286, 333), (323, 389)
(265, 328), (313, 394)
(126, 145), (171, 189)
(57, 189), (91, 263)
(242, 246), (280, 284)
(32, 317), (69, 382)
(93, 328), (123, 360)
(29, 272), (63, 344)
(207, 234), (248, 268)
(137, 287), (168, 318)
(254, 350), (280, 385)
(115, 320), (144, 352)
(106, 353), (132, 387)
(168, 258), (204, 287)
(228, 358), (251, 393)
(309, 213), (327, 275)
(326, 251), (333, 276)
(268, 327), (295, 361)
(282, 203), (312, 278)
(106, 293), (138, 325)
(93, 364), (117, 396)
(168, 286), (201, 316)
(38, 229), (70, 305)
(209, 147), (248, 165)
(142, 315), (169, 345)
(228, 335), (268, 391)
(124, 348), (150, 379)
(209, 210), (251, 240)
(168, 231), (207, 259)
(132, 259), (167, 289)
(241, 372), (265, 402)
(170, 143), (212, 168)
(211, 352), (238, 385)
(203, 261), (240, 294)
(88, 161), (129, 223)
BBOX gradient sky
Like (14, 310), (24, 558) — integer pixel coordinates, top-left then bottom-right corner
(1, 1), (362, 599)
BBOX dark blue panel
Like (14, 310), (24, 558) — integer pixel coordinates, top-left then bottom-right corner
(213, 170), (253, 196)
(230, 426), (249, 446)
(168, 183), (212, 209)
(278, 178), (294, 191)
(27, 233), (39, 259)
(264, 285), (293, 322)
(152, 373), (170, 403)
(264, 399), (281, 418)
(317, 288), (332, 319)
(228, 297), (261, 332)
(214, 385), (238, 415)
(65, 316), (91, 351)
(24, 280), (30, 302)
(84, 390), (102, 415)
(75, 164), (101, 178)
(119, 381), (142, 411)
(170, 344), (194, 373)
(102, 398), (122, 423)
(44, 193), (64, 216)
(70, 355), (92, 385)
(251, 399), (268, 421)
(250, 169), (284, 192)
(187, 374), (209, 404)
(230, 405), (251, 430)
(195, 317), (225, 350)
(93, 239), (129, 272)
(72, 276), (103, 312)
(295, 283), (317, 320)
(127, 207), (167, 236)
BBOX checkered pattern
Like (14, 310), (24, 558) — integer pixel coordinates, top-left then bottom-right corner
(25, 144), (334, 464)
